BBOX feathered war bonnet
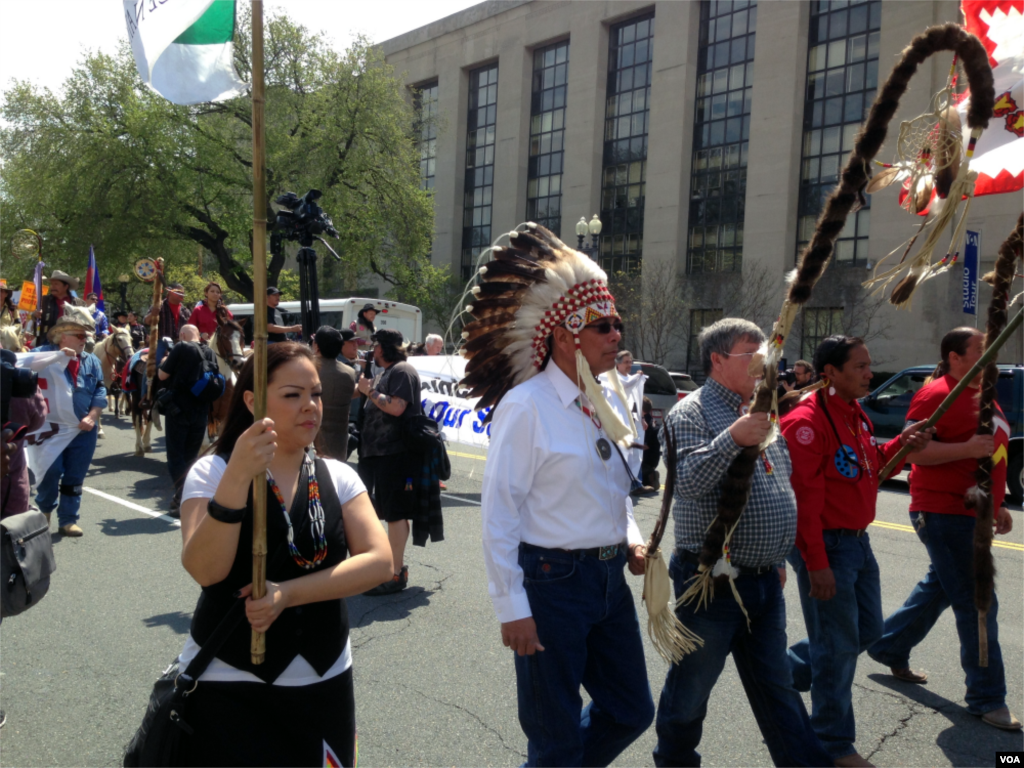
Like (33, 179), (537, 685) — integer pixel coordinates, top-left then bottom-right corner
(459, 223), (636, 447)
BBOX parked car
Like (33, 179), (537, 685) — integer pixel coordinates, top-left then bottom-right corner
(670, 372), (699, 398)
(628, 362), (679, 428)
(859, 365), (1023, 503)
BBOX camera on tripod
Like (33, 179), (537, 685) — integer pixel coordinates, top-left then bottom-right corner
(1, 350), (40, 427)
(272, 189), (339, 247)
(270, 190), (342, 342)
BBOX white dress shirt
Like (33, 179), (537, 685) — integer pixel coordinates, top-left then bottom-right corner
(481, 363), (645, 623)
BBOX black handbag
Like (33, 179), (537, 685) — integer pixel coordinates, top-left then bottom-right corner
(0, 510), (56, 617)
(123, 599), (246, 767)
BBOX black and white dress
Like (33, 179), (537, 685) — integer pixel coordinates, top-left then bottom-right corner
(176, 455), (365, 767)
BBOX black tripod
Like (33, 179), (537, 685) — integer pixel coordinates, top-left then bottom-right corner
(296, 244), (321, 342)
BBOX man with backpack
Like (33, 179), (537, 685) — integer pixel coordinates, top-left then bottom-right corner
(157, 324), (223, 517)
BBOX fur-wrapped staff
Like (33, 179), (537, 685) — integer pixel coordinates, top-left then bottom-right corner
(681, 22), (995, 619)
(965, 212), (1023, 667)
(643, 426), (703, 663)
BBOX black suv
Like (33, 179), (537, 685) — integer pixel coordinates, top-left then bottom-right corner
(859, 365), (1023, 503)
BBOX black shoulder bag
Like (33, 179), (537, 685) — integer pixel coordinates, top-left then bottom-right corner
(123, 598), (245, 767)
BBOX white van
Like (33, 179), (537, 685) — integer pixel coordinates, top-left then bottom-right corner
(226, 297), (423, 345)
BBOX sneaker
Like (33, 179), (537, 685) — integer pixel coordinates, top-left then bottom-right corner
(58, 523), (84, 537)
(363, 567), (409, 596)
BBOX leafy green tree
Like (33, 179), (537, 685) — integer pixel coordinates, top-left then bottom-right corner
(1, 11), (436, 304)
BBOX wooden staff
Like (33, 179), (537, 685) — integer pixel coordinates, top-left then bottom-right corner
(144, 259), (164, 397)
(250, 0), (269, 666)
(878, 306), (1023, 482)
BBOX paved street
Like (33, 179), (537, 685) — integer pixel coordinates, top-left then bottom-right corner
(1, 412), (1021, 767)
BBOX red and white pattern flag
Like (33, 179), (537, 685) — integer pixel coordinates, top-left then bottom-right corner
(959, 0), (1024, 196)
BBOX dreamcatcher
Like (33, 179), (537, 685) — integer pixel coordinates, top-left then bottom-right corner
(863, 57), (985, 307)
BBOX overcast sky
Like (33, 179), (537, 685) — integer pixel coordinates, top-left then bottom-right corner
(0, 0), (482, 95)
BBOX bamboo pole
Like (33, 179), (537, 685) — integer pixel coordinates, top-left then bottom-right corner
(878, 306), (1024, 482)
(250, 0), (269, 666)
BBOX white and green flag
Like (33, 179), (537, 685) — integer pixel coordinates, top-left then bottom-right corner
(124, 0), (247, 105)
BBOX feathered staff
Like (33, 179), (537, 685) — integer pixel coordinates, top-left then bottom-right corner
(680, 23), (995, 616)
(144, 258), (164, 403)
(964, 212), (1023, 666)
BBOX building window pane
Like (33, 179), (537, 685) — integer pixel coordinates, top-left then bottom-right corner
(462, 64), (498, 280)
(600, 14), (654, 275)
(686, 308), (724, 379)
(687, 1), (757, 274)
(527, 40), (568, 235)
(802, 307), (845, 361)
(796, 0), (880, 266)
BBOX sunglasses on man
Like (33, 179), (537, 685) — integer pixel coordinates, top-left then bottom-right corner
(583, 319), (625, 335)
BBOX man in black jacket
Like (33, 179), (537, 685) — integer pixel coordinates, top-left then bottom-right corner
(158, 325), (215, 516)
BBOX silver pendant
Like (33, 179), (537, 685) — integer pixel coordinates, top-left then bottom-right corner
(596, 438), (612, 461)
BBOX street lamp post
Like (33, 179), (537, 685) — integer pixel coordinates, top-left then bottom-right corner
(575, 214), (602, 259)
(118, 273), (130, 312)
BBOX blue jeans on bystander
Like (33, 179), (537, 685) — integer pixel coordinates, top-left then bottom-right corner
(787, 531), (883, 760)
(514, 543), (654, 768)
(867, 511), (1006, 715)
(653, 554), (832, 768)
(36, 427), (99, 528)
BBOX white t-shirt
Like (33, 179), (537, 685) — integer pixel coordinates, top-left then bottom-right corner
(178, 454), (366, 686)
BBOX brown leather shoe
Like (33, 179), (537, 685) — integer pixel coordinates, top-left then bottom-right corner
(58, 523), (83, 537)
(834, 753), (875, 767)
(890, 667), (928, 683)
(982, 707), (1022, 731)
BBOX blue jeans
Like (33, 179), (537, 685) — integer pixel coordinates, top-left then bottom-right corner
(653, 554), (831, 767)
(787, 532), (883, 760)
(36, 427), (99, 527)
(514, 544), (654, 767)
(867, 511), (1006, 714)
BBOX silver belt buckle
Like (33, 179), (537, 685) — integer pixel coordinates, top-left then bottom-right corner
(599, 545), (619, 561)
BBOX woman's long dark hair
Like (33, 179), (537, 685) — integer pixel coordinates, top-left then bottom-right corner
(213, 342), (315, 458)
(356, 309), (376, 333)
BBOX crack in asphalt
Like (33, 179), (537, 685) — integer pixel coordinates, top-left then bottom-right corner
(365, 676), (527, 758)
(349, 567), (453, 651)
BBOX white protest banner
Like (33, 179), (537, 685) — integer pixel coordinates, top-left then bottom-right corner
(15, 351), (82, 479)
(407, 355), (491, 451)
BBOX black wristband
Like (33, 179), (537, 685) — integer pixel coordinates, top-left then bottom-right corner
(206, 498), (247, 524)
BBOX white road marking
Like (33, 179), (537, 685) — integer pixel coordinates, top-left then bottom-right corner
(82, 487), (181, 527)
(441, 492), (478, 505)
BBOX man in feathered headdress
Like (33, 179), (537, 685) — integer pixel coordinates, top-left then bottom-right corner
(464, 223), (653, 767)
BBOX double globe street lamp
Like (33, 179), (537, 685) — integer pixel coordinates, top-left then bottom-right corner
(575, 214), (602, 259)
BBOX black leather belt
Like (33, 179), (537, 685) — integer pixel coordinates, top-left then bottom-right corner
(827, 528), (868, 537)
(521, 542), (625, 561)
(677, 548), (775, 576)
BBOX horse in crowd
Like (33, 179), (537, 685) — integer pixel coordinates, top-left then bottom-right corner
(123, 346), (166, 457)
(93, 326), (134, 418)
(208, 309), (247, 440)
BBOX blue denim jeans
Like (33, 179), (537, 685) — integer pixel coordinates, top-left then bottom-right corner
(36, 427), (99, 527)
(787, 532), (883, 760)
(514, 544), (654, 767)
(653, 554), (831, 768)
(867, 511), (1006, 715)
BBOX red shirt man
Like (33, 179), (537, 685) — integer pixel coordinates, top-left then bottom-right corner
(783, 390), (906, 570)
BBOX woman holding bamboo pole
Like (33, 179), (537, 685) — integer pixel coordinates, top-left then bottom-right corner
(175, 342), (392, 765)
(867, 327), (1018, 731)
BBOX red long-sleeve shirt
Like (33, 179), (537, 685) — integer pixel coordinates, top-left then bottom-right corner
(908, 374), (1008, 515)
(782, 391), (906, 571)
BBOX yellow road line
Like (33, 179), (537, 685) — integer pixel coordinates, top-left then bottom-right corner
(870, 520), (1024, 551)
(449, 449), (487, 461)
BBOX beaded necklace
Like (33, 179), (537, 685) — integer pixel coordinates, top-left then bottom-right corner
(266, 456), (328, 570)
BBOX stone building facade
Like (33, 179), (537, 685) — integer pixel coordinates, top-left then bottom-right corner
(382, 0), (1022, 375)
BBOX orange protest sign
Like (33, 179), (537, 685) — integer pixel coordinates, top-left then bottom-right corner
(17, 281), (48, 311)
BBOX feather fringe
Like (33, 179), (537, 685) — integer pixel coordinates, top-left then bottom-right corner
(644, 547), (704, 664)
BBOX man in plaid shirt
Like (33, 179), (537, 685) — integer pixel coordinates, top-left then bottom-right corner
(652, 318), (830, 768)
